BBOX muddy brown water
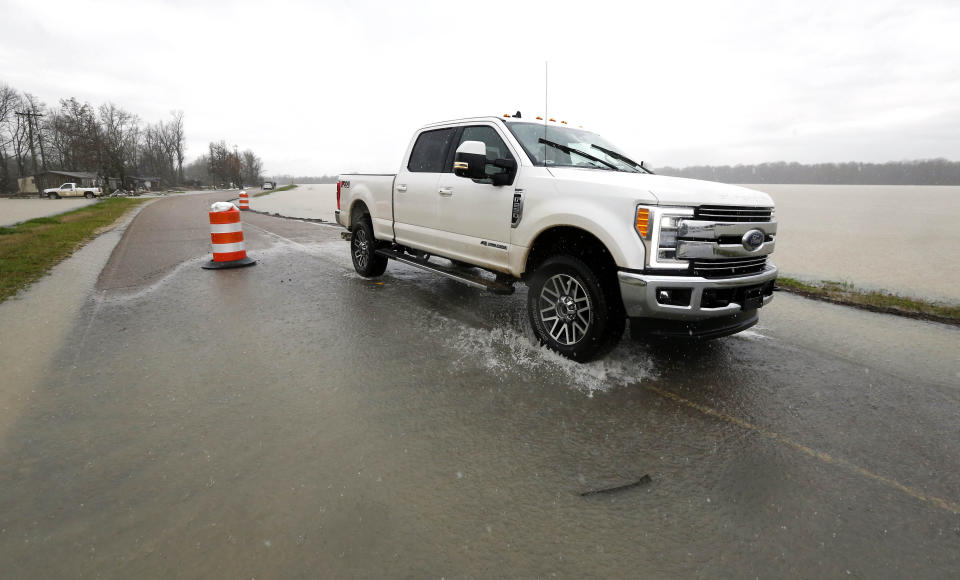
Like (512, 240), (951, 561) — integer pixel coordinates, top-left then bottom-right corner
(756, 184), (960, 303)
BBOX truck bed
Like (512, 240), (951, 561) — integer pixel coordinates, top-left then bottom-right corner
(338, 173), (396, 242)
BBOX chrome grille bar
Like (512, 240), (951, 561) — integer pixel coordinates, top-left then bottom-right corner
(695, 205), (773, 222)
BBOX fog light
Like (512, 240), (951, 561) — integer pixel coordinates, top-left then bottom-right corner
(656, 288), (692, 306)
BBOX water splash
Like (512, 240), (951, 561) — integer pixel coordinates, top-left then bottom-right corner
(429, 312), (657, 394)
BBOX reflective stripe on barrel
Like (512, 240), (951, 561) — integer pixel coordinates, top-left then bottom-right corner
(209, 207), (249, 262)
(238, 190), (249, 210)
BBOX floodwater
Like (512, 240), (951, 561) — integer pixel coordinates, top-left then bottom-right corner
(251, 184), (338, 223)
(1, 204), (958, 578)
(249, 183), (960, 304)
(754, 184), (960, 303)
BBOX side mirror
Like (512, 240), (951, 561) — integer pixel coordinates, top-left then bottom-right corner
(490, 158), (518, 186)
(454, 141), (486, 180)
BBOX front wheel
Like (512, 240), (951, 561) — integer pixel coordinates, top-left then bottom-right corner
(351, 216), (388, 277)
(527, 255), (624, 362)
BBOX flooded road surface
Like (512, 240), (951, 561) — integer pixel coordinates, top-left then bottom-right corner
(250, 184), (338, 223)
(758, 184), (960, 302)
(1, 199), (958, 578)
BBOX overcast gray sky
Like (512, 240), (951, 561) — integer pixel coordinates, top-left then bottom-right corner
(2, 0), (959, 175)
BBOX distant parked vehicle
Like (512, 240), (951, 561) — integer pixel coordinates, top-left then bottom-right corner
(44, 183), (102, 199)
(262, 181), (276, 190)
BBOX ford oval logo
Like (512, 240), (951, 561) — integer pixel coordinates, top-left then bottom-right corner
(742, 229), (765, 251)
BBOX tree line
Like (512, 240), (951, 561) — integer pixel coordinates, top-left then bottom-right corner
(0, 82), (185, 193)
(0, 81), (265, 193)
(656, 159), (960, 185)
(266, 174), (338, 185)
(182, 144), (264, 189)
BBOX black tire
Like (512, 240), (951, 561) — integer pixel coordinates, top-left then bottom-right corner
(84, 192), (95, 199)
(48, 192), (59, 199)
(527, 255), (624, 362)
(351, 215), (388, 277)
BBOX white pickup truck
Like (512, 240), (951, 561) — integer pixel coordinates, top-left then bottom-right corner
(44, 183), (102, 199)
(336, 114), (778, 361)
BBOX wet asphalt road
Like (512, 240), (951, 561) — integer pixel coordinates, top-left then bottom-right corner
(1, 193), (958, 578)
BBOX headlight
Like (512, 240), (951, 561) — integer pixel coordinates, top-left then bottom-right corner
(658, 216), (680, 249)
(635, 206), (693, 269)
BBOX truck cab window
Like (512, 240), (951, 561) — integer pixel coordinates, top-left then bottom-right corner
(407, 128), (456, 173)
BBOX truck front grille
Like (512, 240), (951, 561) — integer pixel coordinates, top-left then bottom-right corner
(692, 256), (767, 278)
(695, 205), (773, 222)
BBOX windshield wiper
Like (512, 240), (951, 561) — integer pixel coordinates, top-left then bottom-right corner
(590, 144), (653, 174)
(538, 138), (617, 170)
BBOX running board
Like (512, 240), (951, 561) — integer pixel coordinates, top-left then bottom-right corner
(375, 248), (515, 295)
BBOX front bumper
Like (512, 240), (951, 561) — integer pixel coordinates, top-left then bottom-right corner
(618, 264), (778, 320)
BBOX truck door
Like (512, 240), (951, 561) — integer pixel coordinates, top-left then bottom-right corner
(61, 184), (75, 197)
(393, 127), (457, 254)
(435, 125), (517, 271)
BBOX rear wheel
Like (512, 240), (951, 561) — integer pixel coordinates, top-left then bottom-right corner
(527, 255), (624, 362)
(84, 192), (95, 199)
(351, 216), (388, 277)
(48, 192), (60, 199)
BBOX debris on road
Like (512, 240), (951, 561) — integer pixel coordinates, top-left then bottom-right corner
(580, 474), (652, 497)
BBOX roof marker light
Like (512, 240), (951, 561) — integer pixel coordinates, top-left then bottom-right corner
(536, 116), (543, 120)
(549, 118), (556, 122)
(503, 113), (511, 117)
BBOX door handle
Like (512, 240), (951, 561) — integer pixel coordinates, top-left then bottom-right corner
(396, 184), (407, 192)
(438, 187), (453, 197)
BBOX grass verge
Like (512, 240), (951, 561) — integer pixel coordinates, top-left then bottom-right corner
(253, 184), (298, 198)
(777, 276), (960, 325)
(0, 198), (148, 304)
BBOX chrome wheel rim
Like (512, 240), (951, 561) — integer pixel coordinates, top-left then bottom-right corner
(538, 273), (592, 346)
(353, 228), (369, 269)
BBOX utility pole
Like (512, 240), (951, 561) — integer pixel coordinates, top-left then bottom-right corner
(32, 103), (47, 172)
(233, 144), (241, 188)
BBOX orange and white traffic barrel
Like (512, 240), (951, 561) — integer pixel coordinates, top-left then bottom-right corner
(238, 190), (250, 210)
(201, 201), (256, 269)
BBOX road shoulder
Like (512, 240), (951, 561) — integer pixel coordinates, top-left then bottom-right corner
(0, 202), (151, 445)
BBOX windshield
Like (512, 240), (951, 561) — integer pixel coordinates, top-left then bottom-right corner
(507, 122), (643, 172)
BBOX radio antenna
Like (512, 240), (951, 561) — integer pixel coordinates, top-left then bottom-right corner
(543, 61), (548, 161)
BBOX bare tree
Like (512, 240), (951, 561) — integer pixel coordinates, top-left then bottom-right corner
(169, 111), (185, 184)
(0, 84), (20, 192)
(208, 140), (231, 187)
(183, 154), (211, 186)
(99, 102), (139, 184)
(48, 98), (101, 172)
(241, 149), (263, 186)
